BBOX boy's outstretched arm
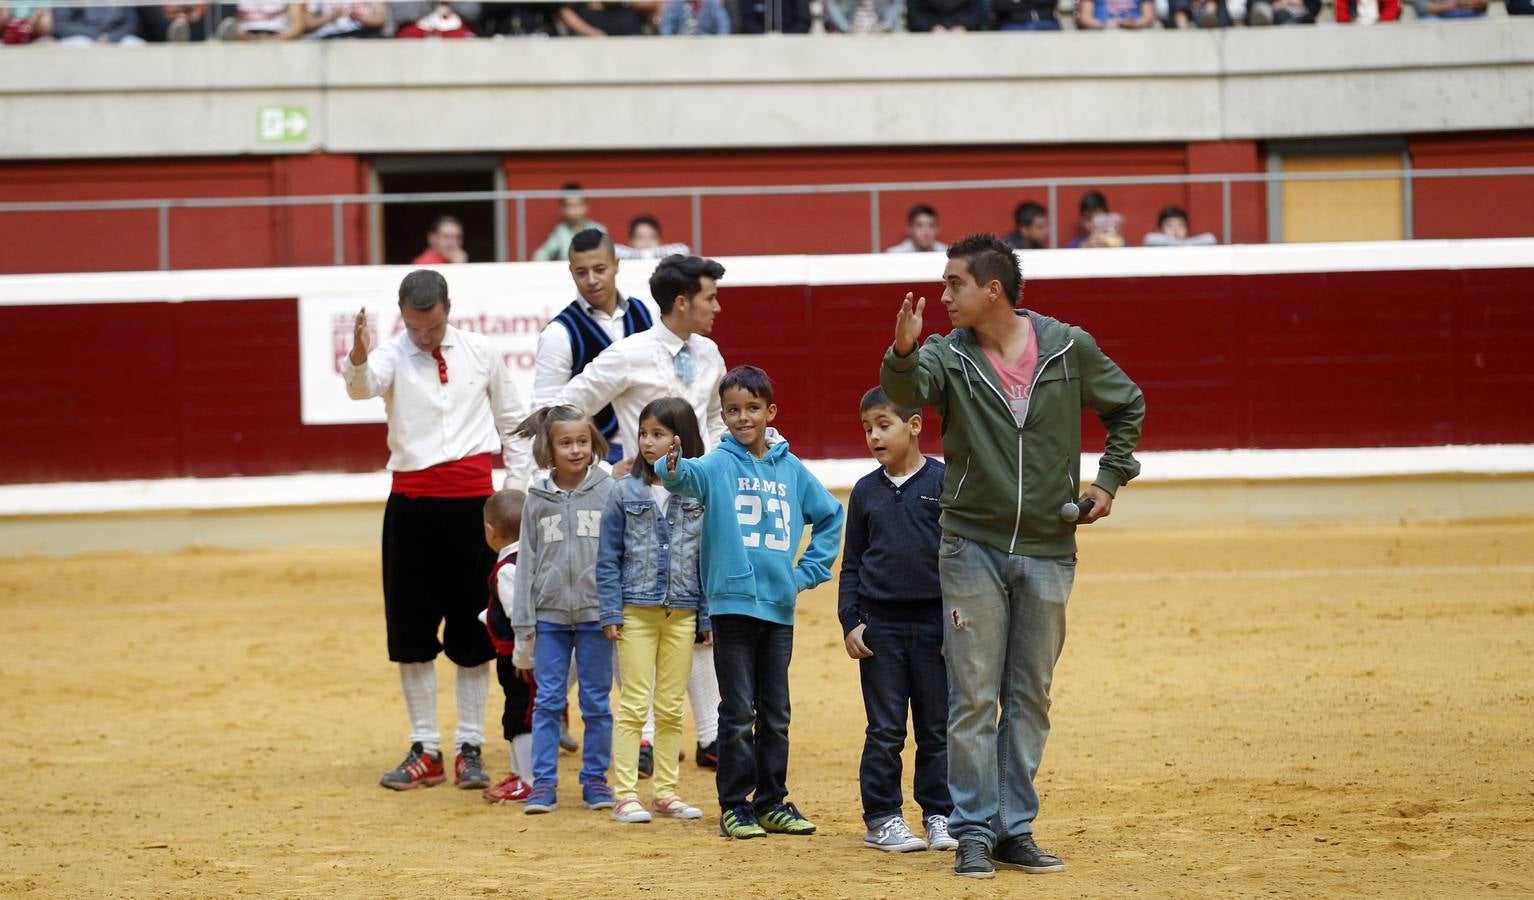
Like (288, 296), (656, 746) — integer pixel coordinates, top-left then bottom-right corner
(656, 435), (713, 501)
(793, 471), (846, 593)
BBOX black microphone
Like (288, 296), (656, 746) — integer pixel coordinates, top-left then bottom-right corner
(1059, 497), (1095, 524)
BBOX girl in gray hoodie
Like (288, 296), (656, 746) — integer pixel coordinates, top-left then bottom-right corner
(510, 406), (617, 813)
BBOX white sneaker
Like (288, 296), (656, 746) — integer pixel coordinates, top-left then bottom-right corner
(925, 814), (959, 851)
(864, 816), (928, 852)
(653, 794), (703, 820)
(611, 797), (652, 823)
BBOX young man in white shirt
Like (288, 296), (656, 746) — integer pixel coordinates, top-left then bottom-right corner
(554, 253), (729, 772)
(529, 228), (659, 474)
(556, 254), (728, 463)
(344, 269), (532, 794)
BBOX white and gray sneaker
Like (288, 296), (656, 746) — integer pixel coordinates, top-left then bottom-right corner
(864, 816), (929, 852)
(925, 814), (959, 852)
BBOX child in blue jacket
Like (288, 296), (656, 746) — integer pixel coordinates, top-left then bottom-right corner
(658, 365), (845, 840)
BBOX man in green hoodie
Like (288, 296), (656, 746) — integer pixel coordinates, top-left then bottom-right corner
(881, 233), (1145, 879)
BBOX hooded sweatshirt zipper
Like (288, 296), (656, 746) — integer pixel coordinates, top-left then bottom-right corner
(953, 336), (1075, 553)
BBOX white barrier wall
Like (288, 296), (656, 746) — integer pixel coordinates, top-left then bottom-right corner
(1, 23), (1532, 159)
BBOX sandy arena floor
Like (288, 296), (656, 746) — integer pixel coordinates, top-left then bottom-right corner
(1, 519), (1531, 898)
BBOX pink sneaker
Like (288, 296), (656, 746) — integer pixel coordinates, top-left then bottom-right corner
(483, 773), (531, 803)
(652, 794), (703, 820)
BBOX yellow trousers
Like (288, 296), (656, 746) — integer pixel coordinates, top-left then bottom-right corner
(611, 605), (698, 801)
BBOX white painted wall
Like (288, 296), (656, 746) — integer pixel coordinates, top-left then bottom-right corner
(1, 21), (1530, 160)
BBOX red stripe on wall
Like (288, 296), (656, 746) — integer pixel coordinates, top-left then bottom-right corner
(3, 266), (1531, 485)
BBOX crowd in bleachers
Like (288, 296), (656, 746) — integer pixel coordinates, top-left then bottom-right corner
(1, 0), (1526, 43)
(412, 186), (1222, 268)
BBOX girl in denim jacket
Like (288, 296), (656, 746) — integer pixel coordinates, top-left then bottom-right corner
(598, 398), (712, 823)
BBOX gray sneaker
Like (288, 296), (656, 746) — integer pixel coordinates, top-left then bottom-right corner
(863, 815), (929, 852)
(925, 814), (959, 852)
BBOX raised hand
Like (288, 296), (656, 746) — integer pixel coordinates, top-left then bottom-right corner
(349, 307), (370, 365)
(895, 292), (925, 355)
(665, 435), (681, 474)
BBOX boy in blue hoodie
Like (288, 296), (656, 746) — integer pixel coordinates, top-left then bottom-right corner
(659, 365), (845, 840)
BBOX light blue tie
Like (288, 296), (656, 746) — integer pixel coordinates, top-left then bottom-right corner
(674, 343), (695, 385)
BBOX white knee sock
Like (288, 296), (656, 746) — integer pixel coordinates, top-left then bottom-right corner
(453, 661), (491, 750)
(689, 645), (720, 745)
(511, 733), (534, 781)
(399, 661), (440, 755)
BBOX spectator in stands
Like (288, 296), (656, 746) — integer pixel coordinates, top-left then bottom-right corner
(2, 1), (53, 43)
(1247, 0), (1320, 23)
(306, 2), (386, 37)
(1003, 201), (1050, 250)
(1142, 205), (1217, 246)
(393, 0), (480, 36)
(1066, 191), (1124, 249)
(1412, 0), (1487, 16)
(824, 0), (900, 32)
(660, 0), (730, 32)
(236, 0), (308, 38)
(616, 215), (692, 260)
(736, 0), (810, 32)
(138, 5), (216, 41)
(479, 2), (560, 34)
(1510, 0), (1533, 13)
(907, 0), (986, 30)
(1159, 0), (1247, 25)
(992, 0), (1061, 28)
(1077, 0), (1156, 27)
(886, 204), (947, 254)
(1334, 0), (1399, 20)
(560, 0), (654, 34)
(54, 5), (146, 43)
(413, 215), (469, 265)
(534, 184), (606, 262)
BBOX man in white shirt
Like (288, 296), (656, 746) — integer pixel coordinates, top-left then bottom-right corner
(529, 228), (660, 476)
(344, 269), (531, 795)
(556, 254), (728, 462)
(553, 253), (729, 772)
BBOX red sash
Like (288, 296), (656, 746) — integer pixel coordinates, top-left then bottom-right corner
(391, 452), (495, 499)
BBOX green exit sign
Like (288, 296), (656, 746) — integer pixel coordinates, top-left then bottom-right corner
(258, 106), (310, 143)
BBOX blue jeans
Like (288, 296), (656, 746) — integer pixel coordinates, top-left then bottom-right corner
(999, 18), (1062, 28)
(711, 614), (793, 812)
(938, 531), (1075, 849)
(531, 620), (612, 788)
(858, 609), (952, 827)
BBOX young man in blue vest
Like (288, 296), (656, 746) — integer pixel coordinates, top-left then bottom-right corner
(529, 228), (659, 473)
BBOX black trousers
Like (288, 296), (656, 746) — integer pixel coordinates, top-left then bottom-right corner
(381, 493), (496, 667)
(712, 614), (794, 813)
(496, 656), (535, 741)
(858, 611), (953, 826)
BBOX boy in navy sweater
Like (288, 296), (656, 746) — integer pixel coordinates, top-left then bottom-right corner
(839, 387), (956, 854)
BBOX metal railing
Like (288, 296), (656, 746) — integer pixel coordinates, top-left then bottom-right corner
(2, 166), (1531, 271)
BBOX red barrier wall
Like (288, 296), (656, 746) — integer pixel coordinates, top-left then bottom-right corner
(3, 265), (1531, 485)
(3, 134), (1529, 276)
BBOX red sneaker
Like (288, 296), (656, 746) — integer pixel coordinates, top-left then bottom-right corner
(454, 743), (491, 790)
(483, 773), (532, 803)
(379, 742), (446, 790)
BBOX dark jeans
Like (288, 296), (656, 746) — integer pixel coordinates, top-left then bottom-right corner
(711, 614), (793, 812)
(858, 611), (953, 826)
